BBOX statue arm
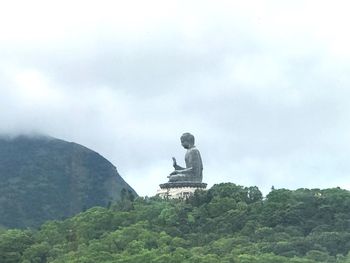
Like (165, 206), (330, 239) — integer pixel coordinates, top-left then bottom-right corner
(172, 157), (184, 170)
(172, 167), (193, 174)
(185, 149), (202, 175)
(168, 149), (202, 178)
(174, 164), (184, 170)
(171, 149), (200, 175)
(169, 167), (192, 177)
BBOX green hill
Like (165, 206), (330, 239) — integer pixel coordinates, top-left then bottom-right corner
(1, 183), (350, 262)
(0, 135), (136, 229)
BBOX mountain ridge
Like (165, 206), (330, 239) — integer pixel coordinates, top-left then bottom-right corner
(0, 135), (136, 228)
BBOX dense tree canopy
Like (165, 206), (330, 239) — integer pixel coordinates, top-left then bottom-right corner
(2, 183), (350, 262)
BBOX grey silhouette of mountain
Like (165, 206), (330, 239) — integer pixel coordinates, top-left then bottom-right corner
(0, 135), (136, 228)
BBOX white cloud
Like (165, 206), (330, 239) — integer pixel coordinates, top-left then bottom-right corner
(1, 1), (350, 196)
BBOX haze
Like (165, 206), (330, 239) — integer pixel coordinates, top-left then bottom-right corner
(1, 1), (350, 196)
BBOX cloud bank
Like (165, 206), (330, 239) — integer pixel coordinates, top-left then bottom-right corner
(1, 1), (350, 195)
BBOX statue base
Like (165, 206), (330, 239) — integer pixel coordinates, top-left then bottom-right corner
(156, 182), (207, 199)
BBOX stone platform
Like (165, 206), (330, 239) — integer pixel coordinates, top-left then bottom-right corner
(157, 182), (207, 199)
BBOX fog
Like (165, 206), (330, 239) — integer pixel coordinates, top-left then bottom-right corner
(1, 1), (350, 196)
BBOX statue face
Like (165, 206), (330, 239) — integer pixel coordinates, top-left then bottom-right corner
(181, 137), (192, 149)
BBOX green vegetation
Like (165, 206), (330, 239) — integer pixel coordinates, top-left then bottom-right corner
(0, 135), (136, 229)
(2, 183), (350, 262)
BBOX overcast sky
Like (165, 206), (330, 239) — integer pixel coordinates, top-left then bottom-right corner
(1, 1), (350, 196)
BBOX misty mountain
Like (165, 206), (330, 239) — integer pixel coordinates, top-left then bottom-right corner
(0, 135), (136, 228)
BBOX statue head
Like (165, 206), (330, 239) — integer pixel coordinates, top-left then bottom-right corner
(180, 133), (195, 149)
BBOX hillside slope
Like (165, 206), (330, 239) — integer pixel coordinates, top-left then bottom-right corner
(0, 135), (136, 228)
(1, 183), (350, 262)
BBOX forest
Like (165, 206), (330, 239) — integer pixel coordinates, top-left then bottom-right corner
(2, 183), (350, 262)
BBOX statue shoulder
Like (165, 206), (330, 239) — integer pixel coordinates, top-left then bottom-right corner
(188, 147), (201, 155)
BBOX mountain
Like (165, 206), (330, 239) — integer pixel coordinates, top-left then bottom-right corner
(0, 135), (136, 228)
